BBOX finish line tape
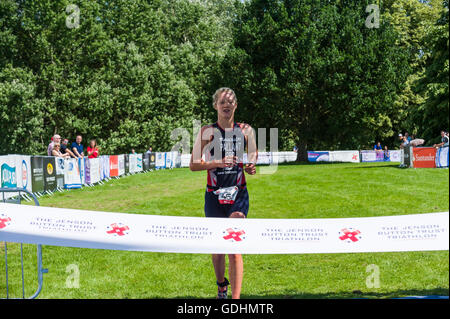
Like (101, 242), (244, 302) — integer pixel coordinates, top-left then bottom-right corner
(0, 203), (448, 254)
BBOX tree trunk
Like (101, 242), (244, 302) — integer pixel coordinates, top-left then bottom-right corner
(296, 140), (308, 162)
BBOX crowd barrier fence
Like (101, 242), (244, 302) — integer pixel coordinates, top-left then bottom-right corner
(1, 148), (448, 201)
(1, 188), (47, 299)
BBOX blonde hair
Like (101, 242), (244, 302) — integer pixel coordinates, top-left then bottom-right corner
(212, 87), (237, 107)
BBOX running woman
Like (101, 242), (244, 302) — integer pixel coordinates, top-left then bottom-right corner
(190, 87), (257, 299)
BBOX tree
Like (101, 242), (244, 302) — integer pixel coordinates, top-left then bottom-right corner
(383, 0), (447, 138)
(216, 0), (411, 160)
(412, 0), (449, 144)
(0, 0), (236, 154)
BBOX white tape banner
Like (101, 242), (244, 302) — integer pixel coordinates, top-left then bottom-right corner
(0, 203), (447, 254)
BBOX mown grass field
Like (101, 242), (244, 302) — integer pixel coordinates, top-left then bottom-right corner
(1, 162), (449, 299)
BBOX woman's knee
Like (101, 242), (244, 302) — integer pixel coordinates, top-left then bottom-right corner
(228, 254), (242, 262)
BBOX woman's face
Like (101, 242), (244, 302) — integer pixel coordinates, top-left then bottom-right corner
(90, 141), (95, 148)
(215, 91), (237, 119)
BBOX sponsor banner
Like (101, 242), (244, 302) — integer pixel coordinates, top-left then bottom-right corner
(64, 158), (82, 189)
(436, 147), (449, 168)
(55, 157), (65, 189)
(89, 158), (101, 184)
(376, 151), (385, 162)
(0, 155), (17, 199)
(9, 155), (32, 193)
(361, 151), (377, 162)
(118, 155), (125, 176)
(124, 154), (130, 174)
(109, 155), (119, 177)
(78, 157), (85, 185)
(101, 155), (110, 179)
(165, 152), (173, 169)
(143, 153), (150, 171)
(329, 151), (360, 163)
(412, 147), (436, 168)
(0, 203), (447, 254)
(148, 152), (156, 169)
(256, 152), (273, 165)
(43, 157), (57, 192)
(129, 154), (143, 173)
(155, 152), (166, 169)
(85, 158), (101, 184)
(403, 146), (413, 167)
(129, 154), (137, 173)
(390, 150), (401, 162)
(137, 154), (143, 172)
(30, 156), (44, 193)
(308, 151), (330, 162)
(272, 151), (297, 163)
(360, 150), (399, 162)
(84, 157), (91, 184)
(173, 152), (181, 168)
(181, 154), (191, 168)
(0, 155), (17, 189)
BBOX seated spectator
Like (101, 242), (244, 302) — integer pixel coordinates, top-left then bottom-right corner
(51, 143), (70, 158)
(146, 147), (153, 154)
(47, 134), (61, 156)
(383, 145), (390, 161)
(61, 138), (76, 158)
(71, 135), (84, 158)
(433, 131), (449, 148)
(373, 142), (382, 151)
(87, 139), (99, 159)
(131, 148), (136, 154)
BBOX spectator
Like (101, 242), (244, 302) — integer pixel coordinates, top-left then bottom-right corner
(400, 135), (410, 149)
(373, 142), (382, 151)
(433, 131), (449, 148)
(293, 145), (298, 152)
(87, 139), (99, 159)
(71, 135), (84, 158)
(405, 132), (412, 142)
(61, 138), (76, 158)
(131, 148), (136, 154)
(383, 145), (390, 161)
(47, 134), (61, 156)
(51, 142), (70, 158)
(146, 147), (153, 154)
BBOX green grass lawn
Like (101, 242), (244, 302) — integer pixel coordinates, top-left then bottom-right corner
(1, 162), (449, 299)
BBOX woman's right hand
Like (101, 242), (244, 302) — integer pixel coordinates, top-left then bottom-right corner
(212, 155), (238, 169)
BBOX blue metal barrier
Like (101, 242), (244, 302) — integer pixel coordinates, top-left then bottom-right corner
(1, 188), (48, 299)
